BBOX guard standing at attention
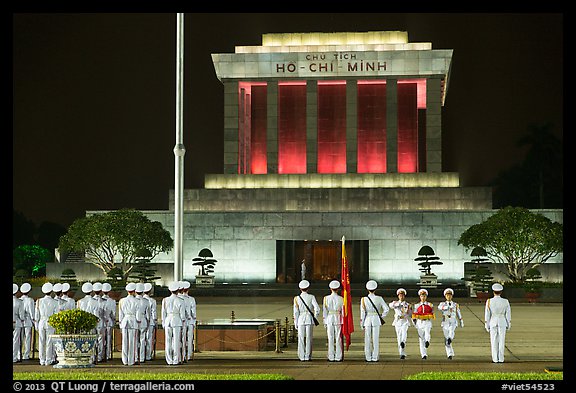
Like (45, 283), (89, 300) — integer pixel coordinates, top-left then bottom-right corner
(360, 280), (389, 362)
(322, 280), (344, 362)
(484, 283), (511, 363)
(135, 283), (151, 364)
(35, 282), (59, 365)
(293, 279), (320, 361)
(412, 288), (435, 359)
(389, 288), (413, 359)
(438, 288), (464, 359)
(180, 281), (196, 362)
(162, 281), (186, 365)
(118, 283), (141, 366)
(101, 283), (116, 361)
(77, 282), (93, 311)
(143, 283), (157, 361)
(60, 283), (76, 310)
(13, 284), (25, 363)
(19, 282), (35, 361)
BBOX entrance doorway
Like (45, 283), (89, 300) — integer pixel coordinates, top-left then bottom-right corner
(276, 240), (369, 284)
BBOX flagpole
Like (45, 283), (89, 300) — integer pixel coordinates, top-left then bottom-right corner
(174, 12), (185, 282)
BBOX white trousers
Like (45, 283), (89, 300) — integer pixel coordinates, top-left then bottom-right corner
(121, 328), (137, 366)
(145, 326), (155, 360)
(181, 324), (194, 361)
(165, 326), (182, 365)
(297, 323), (313, 361)
(137, 327), (147, 363)
(415, 320), (432, 357)
(105, 326), (113, 360)
(363, 325), (381, 361)
(13, 327), (22, 363)
(95, 326), (106, 362)
(394, 324), (409, 356)
(21, 327), (33, 360)
(38, 326), (55, 365)
(490, 325), (507, 362)
(442, 323), (457, 357)
(326, 324), (342, 361)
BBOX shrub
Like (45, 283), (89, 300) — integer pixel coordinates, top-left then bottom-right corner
(48, 309), (98, 335)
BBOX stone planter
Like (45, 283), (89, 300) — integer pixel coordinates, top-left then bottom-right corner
(195, 275), (215, 287)
(51, 334), (98, 368)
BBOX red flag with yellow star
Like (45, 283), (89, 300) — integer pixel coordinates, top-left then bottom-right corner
(341, 236), (354, 350)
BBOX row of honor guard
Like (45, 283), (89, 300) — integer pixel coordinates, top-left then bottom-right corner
(294, 279), (468, 362)
(12, 280), (197, 366)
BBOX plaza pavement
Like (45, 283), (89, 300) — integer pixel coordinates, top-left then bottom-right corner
(13, 296), (564, 381)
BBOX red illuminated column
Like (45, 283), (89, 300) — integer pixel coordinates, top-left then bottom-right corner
(278, 82), (307, 174)
(317, 81), (346, 174)
(397, 82), (418, 173)
(357, 81), (387, 173)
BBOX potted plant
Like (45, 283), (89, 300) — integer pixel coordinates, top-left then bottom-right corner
(192, 248), (218, 287)
(48, 309), (99, 368)
(524, 268), (543, 303)
(415, 245), (443, 288)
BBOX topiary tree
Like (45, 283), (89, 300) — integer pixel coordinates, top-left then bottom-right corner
(128, 248), (161, 283)
(458, 206), (563, 283)
(415, 245), (443, 275)
(192, 248), (217, 276)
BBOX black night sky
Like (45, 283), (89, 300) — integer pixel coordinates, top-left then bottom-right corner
(12, 13), (563, 228)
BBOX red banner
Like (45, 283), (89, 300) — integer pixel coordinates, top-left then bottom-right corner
(341, 236), (354, 350)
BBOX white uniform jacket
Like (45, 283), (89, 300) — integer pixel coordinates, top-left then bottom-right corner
(161, 294), (186, 328)
(389, 300), (413, 327)
(293, 293), (320, 326)
(484, 295), (511, 330)
(118, 295), (142, 329)
(34, 295), (59, 330)
(13, 296), (25, 328)
(438, 301), (463, 327)
(143, 294), (157, 327)
(20, 294), (35, 328)
(322, 292), (344, 326)
(360, 294), (389, 327)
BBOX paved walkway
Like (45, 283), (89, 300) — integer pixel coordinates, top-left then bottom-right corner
(13, 297), (564, 381)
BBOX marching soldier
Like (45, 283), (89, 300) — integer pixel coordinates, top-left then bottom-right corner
(13, 284), (25, 363)
(412, 288), (435, 359)
(360, 280), (389, 362)
(322, 280), (344, 362)
(101, 283), (116, 361)
(162, 281), (186, 365)
(484, 283), (511, 363)
(118, 283), (141, 366)
(60, 283), (76, 310)
(135, 283), (151, 364)
(180, 281), (196, 362)
(19, 282), (35, 361)
(35, 282), (59, 365)
(143, 283), (157, 361)
(438, 288), (464, 359)
(293, 280), (320, 361)
(389, 288), (413, 359)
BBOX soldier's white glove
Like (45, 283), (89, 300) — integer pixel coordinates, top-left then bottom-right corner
(460, 320), (464, 328)
(485, 324), (490, 332)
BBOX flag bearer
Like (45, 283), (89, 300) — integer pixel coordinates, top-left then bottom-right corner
(389, 288), (413, 359)
(484, 283), (511, 363)
(412, 288), (435, 359)
(438, 288), (464, 359)
(293, 280), (320, 361)
(360, 280), (389, 362)
(322, 280), (344, 362)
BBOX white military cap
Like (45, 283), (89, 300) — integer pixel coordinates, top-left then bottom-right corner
(82, 282), (93, 293)
(182, 281), (191, 289)
(492, 283), (504, 291)
(52, 283), (62, 292)
(298, 280), (310, 289)
(366, 280), (377, 291)
(13, 283), (18, 295)
(20, 283), (31, 293)
(61, 283), (71, 292)
(329, 280), (340, 289)
(125, 282), (136, 292)
(418, 288), (428, 296)
(143, 283), (153, 292)
(135, 283), (145, 293)
(443, 288), (454, 295)
(396, 288), (407, 295)
(168, 281), (180, 292)
(92, 282), (102, 291)
(177, 281), (185, 290)
(42, 282), (53, 294)
(102, 283), (112, 292)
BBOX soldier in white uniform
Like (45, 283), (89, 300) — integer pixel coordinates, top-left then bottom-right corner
(77, 282), (93, 311)
(438, 288), (464, 359)
(293, 280), (320, 361)
(162, 281), (186, 365)
(60, 283), (76, 310)
(19, 282), (35, 361)
(34, 282), (59, 365)
(322, 280), (344, 362)
(118, 283), (141, 366)
(360, 280), (389, 362)
(484, 283), (511, 363)
(135, 283), (151, 364)
(87, 282), (107, 363)
(52, 283), (66, 311)
(13, 284), (25, 363)
(179, 281), (196, 362)
(101, 283), (116, 361)
(389, 288), (413, 359)
(143, 283), (157, 361)
(412, 288), (435, 359)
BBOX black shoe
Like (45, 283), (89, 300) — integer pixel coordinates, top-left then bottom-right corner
(400, 355), (405, 360)
(400, 342), (405, 349)
(422, 356), (427, 360)
(425, 341), (429, 348)
(448, 355), (453, 360)
(447, 338), (452, 345)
